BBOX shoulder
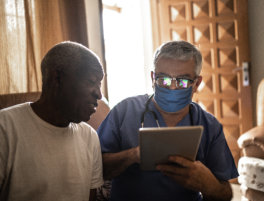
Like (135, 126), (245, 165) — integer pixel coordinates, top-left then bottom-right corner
(98, 94), (149, 131)
(0, 102), (31, 122)
(0, 102), (30, 113)
(0, 103), (33, 145)
(72, 123), (102, 157)
(116, 94), (149, 107)
(191, 102), (219, 122)
(109, 94), (149, 120)
(76, 121), (97, 135)
(74, 122), (100, 142)
(191, 102), (222, 130)
(112, 94), (149, 113)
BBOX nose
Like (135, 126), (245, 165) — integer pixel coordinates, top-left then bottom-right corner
(169, 80), (178, 90)
(94, 86), (102, 100)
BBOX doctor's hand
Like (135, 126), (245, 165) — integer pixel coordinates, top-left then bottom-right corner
(102, 146), (141, 180)
(156, 156), (232, 201)
(132, 146), (140, 164)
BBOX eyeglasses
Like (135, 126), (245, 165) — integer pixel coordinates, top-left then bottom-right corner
(154, 74), (196, 89)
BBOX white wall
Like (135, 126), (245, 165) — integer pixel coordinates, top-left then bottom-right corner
(248, 0), (264, 125)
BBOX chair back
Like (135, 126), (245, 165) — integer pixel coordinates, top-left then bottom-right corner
(257, 79), (264, 126)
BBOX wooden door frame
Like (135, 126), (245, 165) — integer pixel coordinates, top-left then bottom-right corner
(149, 1), (254, 183)
(150, 0), (162, 51)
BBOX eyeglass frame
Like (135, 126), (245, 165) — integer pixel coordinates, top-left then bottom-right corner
(153, 72), (197, 89)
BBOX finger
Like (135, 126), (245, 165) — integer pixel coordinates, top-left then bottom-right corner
(136, 147), (141, 162)
(162, 171), (186, 183)
(168, 156), (193, 168)
(156, 164), (187, 176)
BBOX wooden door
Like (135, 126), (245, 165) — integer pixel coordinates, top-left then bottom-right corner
(150, 0), (253, 173)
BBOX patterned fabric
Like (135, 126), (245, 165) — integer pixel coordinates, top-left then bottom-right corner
(96, 180), (112, 201)
(240, 184), (264, 201)
(238, 157), (264, 192)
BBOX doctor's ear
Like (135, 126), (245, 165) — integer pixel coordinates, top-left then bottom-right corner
(151, 71), (155, 81)
(196, 76), (202, 86)
(151, 71), (155, 85)
(151, 71), (157, 88)
(193, 76), (202, 92)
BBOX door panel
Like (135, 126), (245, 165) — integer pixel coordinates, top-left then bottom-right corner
(151, 0), (253, 175)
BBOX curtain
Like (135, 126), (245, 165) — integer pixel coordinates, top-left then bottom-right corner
(0, 0), (105, 95)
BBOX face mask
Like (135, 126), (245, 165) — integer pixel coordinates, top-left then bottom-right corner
(154, 84), (193, 113)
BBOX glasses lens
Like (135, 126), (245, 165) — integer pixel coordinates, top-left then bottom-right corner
(156, 77), (172, 88)
(155, 75), (195, 89)
(162, 77), (172, 87)
(178, 79), (189, 88)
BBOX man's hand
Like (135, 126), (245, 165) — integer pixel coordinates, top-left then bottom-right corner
(156, 156), (232, 201)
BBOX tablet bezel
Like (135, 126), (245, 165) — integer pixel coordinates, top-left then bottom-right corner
(139, 126), (203, 171)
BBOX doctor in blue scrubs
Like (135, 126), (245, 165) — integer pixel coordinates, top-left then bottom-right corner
(98, 40), (238, 201)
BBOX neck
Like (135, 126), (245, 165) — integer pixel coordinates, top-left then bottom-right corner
(153, 98), (190, 127)
(31, 99), (70, 127)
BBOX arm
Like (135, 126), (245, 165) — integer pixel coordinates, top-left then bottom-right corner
(0, 125), (8, 191)
(102, 146), (140, 180)
(89, 189), (96, 201)
(203, 181), (232, 201)
(156, 156), (232, 201)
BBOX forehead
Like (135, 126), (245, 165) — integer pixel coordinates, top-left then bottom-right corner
(155, 57), (196, 77)
(63, 67), (103, 83)
(73, 59), (103, 78)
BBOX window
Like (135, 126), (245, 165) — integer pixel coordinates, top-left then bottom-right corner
(102, 0), (153, 108)
(2, 0), (27, 92)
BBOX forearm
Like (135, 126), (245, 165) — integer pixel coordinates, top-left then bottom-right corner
(203, 181), (232, 201)
(102, 147), (139, 180)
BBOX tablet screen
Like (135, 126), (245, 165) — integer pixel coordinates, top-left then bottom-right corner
(139, 126), (203, 171)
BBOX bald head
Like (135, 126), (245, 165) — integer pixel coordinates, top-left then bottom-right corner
(41, 41), (104, 90)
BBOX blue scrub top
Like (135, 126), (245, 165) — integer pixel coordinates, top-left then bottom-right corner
(98, 94), (239, 201)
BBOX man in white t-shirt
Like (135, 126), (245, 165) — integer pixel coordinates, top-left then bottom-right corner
(0, 41), (104, 201)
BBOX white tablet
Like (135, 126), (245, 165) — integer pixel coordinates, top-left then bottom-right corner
(139, 126), (203, 171)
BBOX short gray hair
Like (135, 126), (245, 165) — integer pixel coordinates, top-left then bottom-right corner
(41, 41), (104, 87)
(153, 41), (202, 75)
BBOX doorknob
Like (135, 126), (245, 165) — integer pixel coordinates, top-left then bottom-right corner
(232, 62), (250, 86)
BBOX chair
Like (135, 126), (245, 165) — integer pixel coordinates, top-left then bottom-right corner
(0, 92), (41, 110)
(237, 79), (264, 200)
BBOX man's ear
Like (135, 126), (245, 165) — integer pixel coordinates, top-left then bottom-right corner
(193, 76), (203, 93)
(42, 69), (61, 97)
(49, 69), (63, 92)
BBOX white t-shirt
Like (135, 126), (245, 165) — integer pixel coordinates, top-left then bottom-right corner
(0, 103), (103, 201)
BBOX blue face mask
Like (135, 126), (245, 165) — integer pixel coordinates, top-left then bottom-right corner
(154, 84), (193, 113)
